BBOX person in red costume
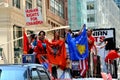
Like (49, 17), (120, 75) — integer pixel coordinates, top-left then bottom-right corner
(34, 30), (49, 64)
(105, 48), (120, 74)
(87, 29), (96, 77)
(46, 30), (67, 79)
(87, 29), (95, 51)
(51, 30), (60, 79)
(52, 30), (60, 42)
(105, 48), (120, 63)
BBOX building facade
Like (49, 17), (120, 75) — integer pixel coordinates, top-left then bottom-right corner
(87, 0), (120, 29)
(86, 0), (97, 28)
(68, 0), (87, 30)
(96, 0), (120, 47)
(0, 0), (68, 64)
(68, 0), (120, 46)
(114, 0), (120, 8)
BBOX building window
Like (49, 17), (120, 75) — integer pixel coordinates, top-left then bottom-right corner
(87, 1), (95, 10)
(26, 0), (32, 9)
(0, 48), (3, 59)
(37, 0), (42, 13)
(48, 20), (50, 24)
(13, 0), (20, 9)
(13, 25), (22, 63)
(87, 14), (95, 22)
(114, 0), (120, 1)
(13, 26), (22, 48)
(118, 5), (120, 8)
(50, 0), (64, 18)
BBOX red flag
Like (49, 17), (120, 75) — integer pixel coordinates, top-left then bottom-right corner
(105, 50), (120, 63)
(46, 40), (67, 69)
(23, 30), (29, 54)
(34, 39), (49, 63)
(79, 58), (88, 77)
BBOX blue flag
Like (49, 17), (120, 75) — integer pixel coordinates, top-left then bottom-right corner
(66, 24), (89, 60)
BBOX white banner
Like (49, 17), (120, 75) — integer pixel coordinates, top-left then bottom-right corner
(25, 7), (43, 26)
(93, 28), (116, 58)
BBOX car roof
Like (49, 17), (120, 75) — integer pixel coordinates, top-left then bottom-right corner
(73, 78), (117, 80)
(0, 63), (44, 69)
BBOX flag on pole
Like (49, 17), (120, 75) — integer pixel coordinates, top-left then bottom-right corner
(79, 58), (88, 77)
(66, 24), (89, 60)
(23, 28), (29, 54)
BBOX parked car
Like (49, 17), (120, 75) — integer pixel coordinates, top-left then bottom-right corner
(0, 63), (51, 80)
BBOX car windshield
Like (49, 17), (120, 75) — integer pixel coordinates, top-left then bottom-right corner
(0, 67), (27, 80)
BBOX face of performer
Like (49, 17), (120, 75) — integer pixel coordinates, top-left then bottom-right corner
(39, 31), (45, 41)
(99, 36), (105, 42)
(54, 31), (59, 40)
(87, 29), (92, 37)
(30, 34), (36, 42)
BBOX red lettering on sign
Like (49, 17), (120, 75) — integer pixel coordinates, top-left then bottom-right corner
(26, 21), (43, 25)
(94, 37), (99, 42)
(26, 13), (39, 17)
(30, 17), (38, 21)
(25, 8), (38, 13)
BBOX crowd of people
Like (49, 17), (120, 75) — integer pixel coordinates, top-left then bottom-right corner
(24, 27), (120, 79)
